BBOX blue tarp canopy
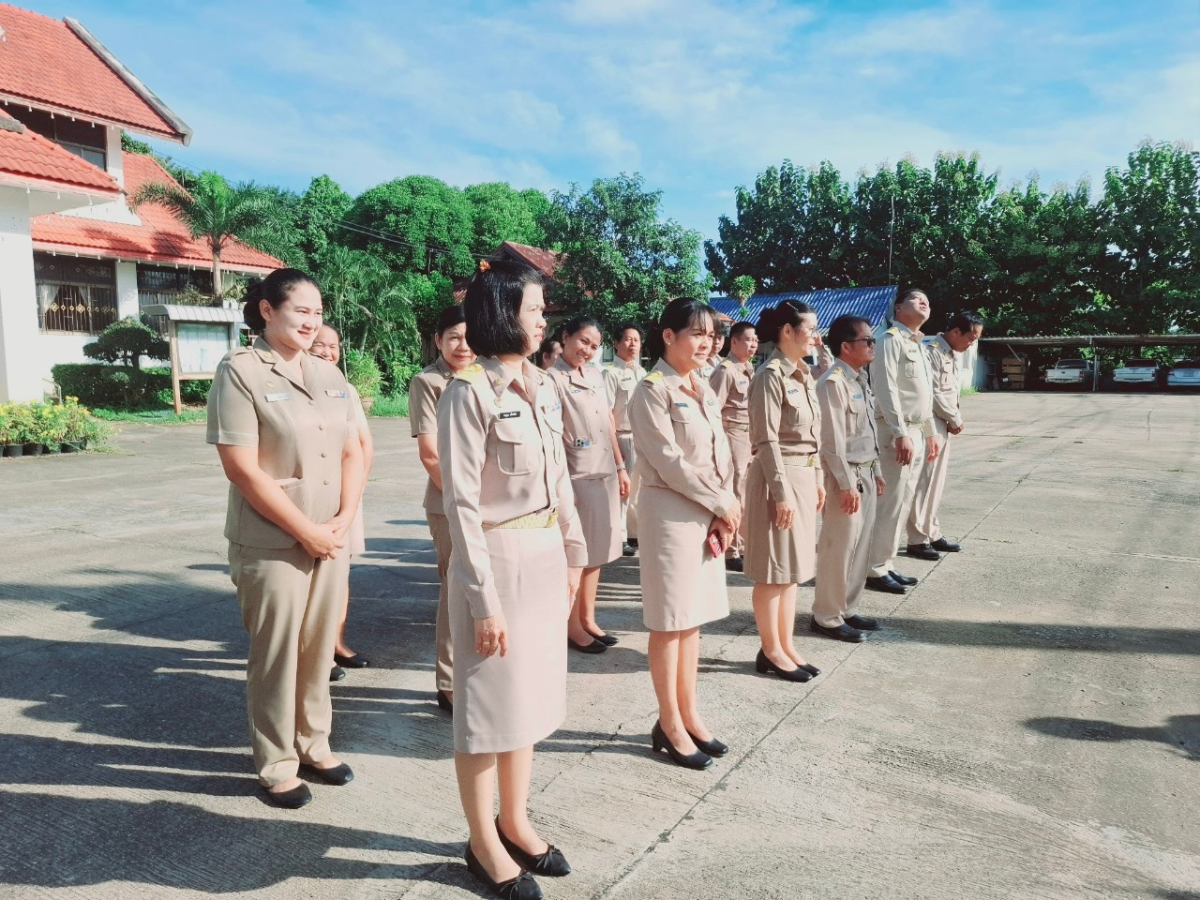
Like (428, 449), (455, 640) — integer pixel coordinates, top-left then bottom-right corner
(709, 286), (897, 332)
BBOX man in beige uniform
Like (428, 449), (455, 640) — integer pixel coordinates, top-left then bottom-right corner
(812, 316), (885, 642)
(907, 310), (984, 556)
(708, 321), (757, 571)
(866, 289), (941, 593)
(603, 323), (646, 555)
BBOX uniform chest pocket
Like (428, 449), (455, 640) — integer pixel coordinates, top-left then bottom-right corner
(491, 418), (533, 475)
(904, 350), (920, 378)
(783, 388), (813, 427)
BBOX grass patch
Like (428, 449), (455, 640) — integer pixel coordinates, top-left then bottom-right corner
(369, 393), (409, 418)
(92, 407), (207, 424)
(960, 386), (979, 395)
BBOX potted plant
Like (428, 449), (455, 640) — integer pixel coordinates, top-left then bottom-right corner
(60, 397), (89, 452)
(0, 403), (21, 458)
(344, 349), (383, 414)
(730, 275), (756, 307)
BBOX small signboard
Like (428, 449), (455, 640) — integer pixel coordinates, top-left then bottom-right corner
(143, 305), (243, 414)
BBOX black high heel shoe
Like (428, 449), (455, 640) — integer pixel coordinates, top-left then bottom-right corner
(686, 731), (729, 757)
(436, 690), (453, 713)
(651, 721), (713, 770)
(495, 817), (571, 876)
(465, 843), (543, 900)
(755, 649), (813, 682)
(586, 629), (619, 646)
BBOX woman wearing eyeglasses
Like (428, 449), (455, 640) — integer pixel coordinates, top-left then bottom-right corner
(743, 300), (826, 683)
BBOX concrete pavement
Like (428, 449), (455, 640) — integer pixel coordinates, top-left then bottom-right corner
(0, 391), (1197, 899)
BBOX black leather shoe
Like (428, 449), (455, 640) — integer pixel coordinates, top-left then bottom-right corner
(300, 762), (354, 786)
(687, 731), (729, 757)
(622, 542), (636, 557)
(329, 665), (346, 682)
(627, 539), (638, 548)
(800, 663), (821, 676)
(567, 637), (607, 654)
(334, 652), (369, 668)
(651, 721), (713, 770)
(261, 782), (312, 809)
(755, 649), (814, 682)
(586, 629), (619, 646)
(436, 690), (453, 713)
(931, 537), (961, 552)
(866, 574), (908, 594)
(465, 843), (543, 900)
(724, 556), (744, 573)
(888, 570), (918, 586)
(905, 542), (942, 561)
(495, 817), (571, 877)
(809, 619), (866, 643)
(845, 614), (880, 631)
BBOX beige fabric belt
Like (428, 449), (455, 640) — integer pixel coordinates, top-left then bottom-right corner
(782, 454), (817, 468)
(485, 509), (559, 530)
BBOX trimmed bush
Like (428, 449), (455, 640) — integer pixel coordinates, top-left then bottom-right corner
(52, 363), (211, 409)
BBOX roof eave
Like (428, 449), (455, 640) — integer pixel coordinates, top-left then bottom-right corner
(63, 17), (193, 146)
(0, 174), (121, 201)
(30, 239), (278, 274)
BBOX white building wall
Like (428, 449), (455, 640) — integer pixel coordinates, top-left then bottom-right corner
(58, 128), (142, 226)
(0, 187), (48, 401)
(116, 261), (139, 319)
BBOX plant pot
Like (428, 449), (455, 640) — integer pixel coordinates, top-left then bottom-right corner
(2, 443), (23, 458)
(360, 396), (376, 414)
(23, 442), (44, 457)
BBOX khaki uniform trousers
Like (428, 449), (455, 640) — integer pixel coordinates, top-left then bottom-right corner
(813, 467), (878, 627)
(617, 432), (640, 542)
(907, 417), (950, 545)
(867, 422), (927, 578)
(428, 511), (455, 692)
(725, 425), (751, 558)
(229, 541), (348, 787)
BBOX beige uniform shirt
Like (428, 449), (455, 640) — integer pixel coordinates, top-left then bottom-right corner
(437, 357), (588, 619)
(708, 357), (753, 428)
(547, 358), (616, 480)
(927, 335), (963, 430)
(628, 360), (735, 517)
(603, 356), (646, 434)
(749, 350), (822, 503)
(869, 322), (936, 442)
(206, 337), (358, 550)
(408, 357), (455, 513)
(817, 358), (880, 491)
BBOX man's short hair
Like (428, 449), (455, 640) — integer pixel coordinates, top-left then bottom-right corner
(827, 315), (872, 358)
(946, 310), (985, 334)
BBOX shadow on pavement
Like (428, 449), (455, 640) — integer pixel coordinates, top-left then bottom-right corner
(1024, 715), (1199, 760)
(875, 617), (1200, 655)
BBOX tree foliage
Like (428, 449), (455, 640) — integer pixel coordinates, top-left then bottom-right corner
(83, 317), (169, 371)
(464, 182), (549, 254)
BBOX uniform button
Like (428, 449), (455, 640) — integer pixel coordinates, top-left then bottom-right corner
(309, 400), (316, 406)
(318, 424), (325, 431)
(321, 452), (327, 458)
(324, 479), (330, 485)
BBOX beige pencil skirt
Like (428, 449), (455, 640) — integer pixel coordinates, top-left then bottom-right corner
(449, 526), (569, 754)
(638, 484), (730, 632)
(571, 474), (623, 568)
(743, 455), (818, 585)
(347, 502), (366, 557)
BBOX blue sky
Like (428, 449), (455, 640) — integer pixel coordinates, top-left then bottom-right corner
(24, 0), (1200, 241)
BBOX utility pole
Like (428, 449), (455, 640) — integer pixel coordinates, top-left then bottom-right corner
(887, 193), (896, 284)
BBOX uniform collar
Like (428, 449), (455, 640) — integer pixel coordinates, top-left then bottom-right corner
(934, 334), (952, 354)
(768, 348), (799, 376)
(552, 356), (592, 389)
(435, 355), (455, 379)
(612, 355), (636, 370)
(894, 320), (925, 342)
(480, 356), (539, 400)
(651, 357), (690, 391)
(253, 337), (312, 399)
(831, 357), (861, 381)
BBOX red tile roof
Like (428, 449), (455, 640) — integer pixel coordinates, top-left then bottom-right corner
(499, 241), (562, 278)
(0, 3), (189, 141)
(0, 108), (121, 195)
(31, 151), (283, 273)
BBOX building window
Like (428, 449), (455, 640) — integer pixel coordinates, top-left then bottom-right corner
(34, 254), (118, 334)
(12, 108), (107, 172)
(137, 265), (214, 308)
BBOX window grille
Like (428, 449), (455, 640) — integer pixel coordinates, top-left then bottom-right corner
(34, 255), (118, 334)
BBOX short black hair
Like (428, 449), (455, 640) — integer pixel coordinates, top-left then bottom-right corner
(729, 321), (756, 340)
(434, 303), (466, 337)
(895, 287), (928, 314)
(945, 309), (985, 335)
(613, 322), (643, 342)
(827, 315), (872, 358)
(647, 297), (718, 359)
(243, 268), (320, 332)
(463, 259), (544, 357)
(536, 337), (561, 369)
(562, 315), (602, 338)
(756, 299), (815, 344)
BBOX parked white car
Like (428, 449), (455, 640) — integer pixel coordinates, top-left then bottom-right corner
(1044, 359), (1095, 388)
(1113, 359), (1163, 389)
(1167, 359), (1200, 389)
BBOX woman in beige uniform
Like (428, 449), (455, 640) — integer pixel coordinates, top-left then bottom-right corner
(439, 259), (586, 900)
(408, 305), (476, 711)
(708, 320), (758, 572)
(629, 297), (740, 771)
(206, 269), (364, 809)
(744, 300), (826, 683)
(546, 315), (631, 653)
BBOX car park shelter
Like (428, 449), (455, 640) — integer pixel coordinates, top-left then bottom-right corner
(979, 334), (1200, 391)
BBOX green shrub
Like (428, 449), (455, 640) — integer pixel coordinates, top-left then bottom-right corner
(344, 349), (383, 398)
(386, 359), (422, 395)
(0, 398), (113, 449)
(53, 363), (211, 409)
(368, 393), (409, 417)
(83, 317), (168, 370)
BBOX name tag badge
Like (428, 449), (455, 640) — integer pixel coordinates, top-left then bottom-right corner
(498, 410), (521, 420)
(569, 388), (584, 395)
(674, 402), (690, 408)
(573, 439), (593, 448)
(265, 392), (291, 402)
(325, 389), (347, 399)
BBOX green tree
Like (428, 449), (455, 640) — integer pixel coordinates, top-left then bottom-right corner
(464, 182), (549, 254)
(545, 174), (707, 329)
(296, 175), (354, 264)
(83, 317), (168, 371)
(131, 171), (280, 300)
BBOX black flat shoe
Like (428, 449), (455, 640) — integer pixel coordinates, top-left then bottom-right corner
(905, 542), (942, 561)
(865, 574), (908, 594)
(845, 614), (880, 631)
(651, 721), (713, 770)
(261, 782), (312, 809)
(495, 817), (571, 877)
(622, 542), (637, 557)
(686, 731), (729, 757)
(800, 663), (821, 676)
(931, 537), (961, 552)
(754, 649), (813, 682)
(334, 652), (369, 668)
(888, 570), (918, 586)
(809, 619), (866, 643)
(329, 665), (346, 682)
(465, 843), (543, 900)
(724, 556), (744, 573)
(586, 629), (619, 646)
(300, 762), (354, 786)
(567, 637), (607, 654)
(436, 689), (453, 713)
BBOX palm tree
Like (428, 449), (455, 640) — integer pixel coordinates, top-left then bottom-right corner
(132, 171), (278, 302)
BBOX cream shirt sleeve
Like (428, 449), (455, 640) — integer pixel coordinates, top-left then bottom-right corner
(408, 374), (439, 438)
(553, 447), (589, 569)
(818, 376), (855, 492)
(749, 368), (789, 503)
(206, 359), (258, 447)
(869, 333), (907, 444)
(928, 344), (963, 429)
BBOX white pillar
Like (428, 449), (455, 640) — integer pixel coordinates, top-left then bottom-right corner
(106, 126), (125, 187)
(0, 187), (45, 402)
(116, 260), (139, 319)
